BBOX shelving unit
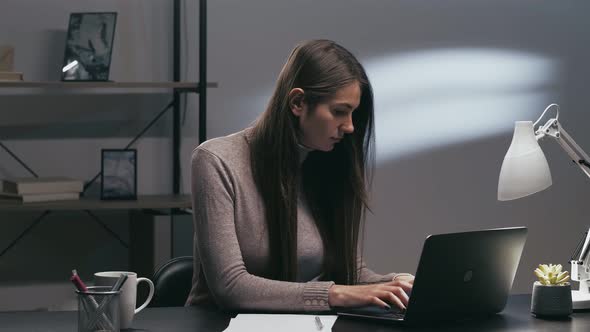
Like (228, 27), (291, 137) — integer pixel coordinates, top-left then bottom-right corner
(0, 194), (191, 211)
(0, 81), (217, 90)
(0, 0), (212, 272)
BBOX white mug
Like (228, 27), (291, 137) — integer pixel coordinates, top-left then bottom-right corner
(94, 271), (155, 330)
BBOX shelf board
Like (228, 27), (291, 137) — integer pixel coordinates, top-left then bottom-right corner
(0, 194), (191, 211)
(0, 81), (218, 91)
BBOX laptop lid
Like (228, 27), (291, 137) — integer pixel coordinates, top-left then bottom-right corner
(338, 226), (528, 324)
(404, 226), (527, 323)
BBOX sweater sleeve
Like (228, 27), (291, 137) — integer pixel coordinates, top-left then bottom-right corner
(357, 257), (397, 284)
(356, 248), (415, 284)
(191, 147), (334, 312)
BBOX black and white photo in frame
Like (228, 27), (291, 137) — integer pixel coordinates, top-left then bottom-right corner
(101, 149), (137, 200)
(62, 12), (117, 81)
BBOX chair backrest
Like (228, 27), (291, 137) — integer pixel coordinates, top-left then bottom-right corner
(150, 256), (194, 307)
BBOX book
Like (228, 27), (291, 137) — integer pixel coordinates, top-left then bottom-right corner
(0, 45), (14, 71)
(1, 177), (84, 195)
(0, 71), (23, 81)
(0, 191), (79, 203)
(225, 314), (338, 332)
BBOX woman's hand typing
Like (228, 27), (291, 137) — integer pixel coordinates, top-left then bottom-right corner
(328, 277), (414, 310)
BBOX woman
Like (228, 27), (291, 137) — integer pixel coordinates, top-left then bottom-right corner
(186, 39), (414, 312)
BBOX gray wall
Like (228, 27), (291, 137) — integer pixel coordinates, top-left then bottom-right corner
(1, 0), (590, 310)
(203, 0), (590, 295)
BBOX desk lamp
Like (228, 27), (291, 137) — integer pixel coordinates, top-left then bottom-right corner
(497, 103), (590, 310)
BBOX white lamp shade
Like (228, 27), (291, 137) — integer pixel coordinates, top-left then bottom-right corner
(498, 121), (552, 201)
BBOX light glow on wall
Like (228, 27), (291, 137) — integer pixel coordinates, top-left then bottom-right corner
(365, 48), (559, 163)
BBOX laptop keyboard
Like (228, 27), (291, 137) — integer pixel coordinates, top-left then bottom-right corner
(340, 305), (407, 320)
(374, 311), (406, 320)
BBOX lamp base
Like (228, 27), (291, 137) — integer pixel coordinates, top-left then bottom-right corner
(572, 290), (590, 310)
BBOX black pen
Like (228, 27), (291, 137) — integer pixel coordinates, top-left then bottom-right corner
(111, 273), (128, 292)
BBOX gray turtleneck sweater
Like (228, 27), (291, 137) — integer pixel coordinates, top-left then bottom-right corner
(185, 128), (397, 312)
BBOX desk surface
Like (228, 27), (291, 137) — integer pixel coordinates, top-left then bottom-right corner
(1, 295), (589, 331)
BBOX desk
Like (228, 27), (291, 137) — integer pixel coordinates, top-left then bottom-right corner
(0, 306), (230, 332)
(1, 295), (589, 331)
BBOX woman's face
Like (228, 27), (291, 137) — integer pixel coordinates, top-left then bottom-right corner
(291, 82), (361, 152)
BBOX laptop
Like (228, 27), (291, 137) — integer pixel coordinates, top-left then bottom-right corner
(337, 227), (528, 324)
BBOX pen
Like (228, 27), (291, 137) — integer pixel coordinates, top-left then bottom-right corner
(70, 269), (115, 331)
(315, 316), (324, 330)
(111, 273), (128, 292)
(70, 269), (88, 292)
(86, 273), (128, 329)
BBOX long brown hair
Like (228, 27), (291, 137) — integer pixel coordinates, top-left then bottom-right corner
(249, 40), (375, 284)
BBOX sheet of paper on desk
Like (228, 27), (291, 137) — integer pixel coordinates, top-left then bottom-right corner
(224, 314), (338, 331)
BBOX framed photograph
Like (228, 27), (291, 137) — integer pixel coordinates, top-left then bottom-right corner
(61, 12), (117, 81)
(101, 149), (137, 200)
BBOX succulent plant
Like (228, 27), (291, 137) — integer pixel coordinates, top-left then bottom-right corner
(534, 264), (570, 286)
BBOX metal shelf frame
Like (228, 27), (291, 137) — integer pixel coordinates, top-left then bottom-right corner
(0, 0), (210, 259)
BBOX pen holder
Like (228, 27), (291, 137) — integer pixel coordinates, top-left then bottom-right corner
(77, 286), (121, 332)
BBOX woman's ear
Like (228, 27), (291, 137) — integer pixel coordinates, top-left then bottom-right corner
(288, 88), (305, 117)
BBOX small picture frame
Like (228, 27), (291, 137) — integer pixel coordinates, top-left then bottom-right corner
(101, 149), (137, 200)
(61, 12), (117, 81)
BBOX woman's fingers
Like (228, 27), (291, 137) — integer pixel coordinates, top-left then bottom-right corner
(390, 274), (415, 286)
(378, 290), (406, 310)
(397, 275), (415, 284)
(329, 283), (414, 309)
(382, 286), (409, 307)
(372, 285), (410, 309)
(392, 287), (410, 306)
(396, 281), (413, 293)
(370, 296), (391, 309)
(385, 280), (413, 292)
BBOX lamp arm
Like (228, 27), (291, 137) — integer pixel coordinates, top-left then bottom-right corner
(572, 228), (590, 262)
(525, 104), (590, 297)
(535, 121), (590, 180)
(558, 128), (590, 178)
(571, 228), (590, 284)
(559, 127), (590, 284)
(534, 115), (590, 283)
(561, 128), (590, 279)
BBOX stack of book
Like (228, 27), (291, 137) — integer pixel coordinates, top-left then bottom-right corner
(0, 177), (84, 203)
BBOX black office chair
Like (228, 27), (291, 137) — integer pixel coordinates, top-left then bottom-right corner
(151, 256), (194, 307)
